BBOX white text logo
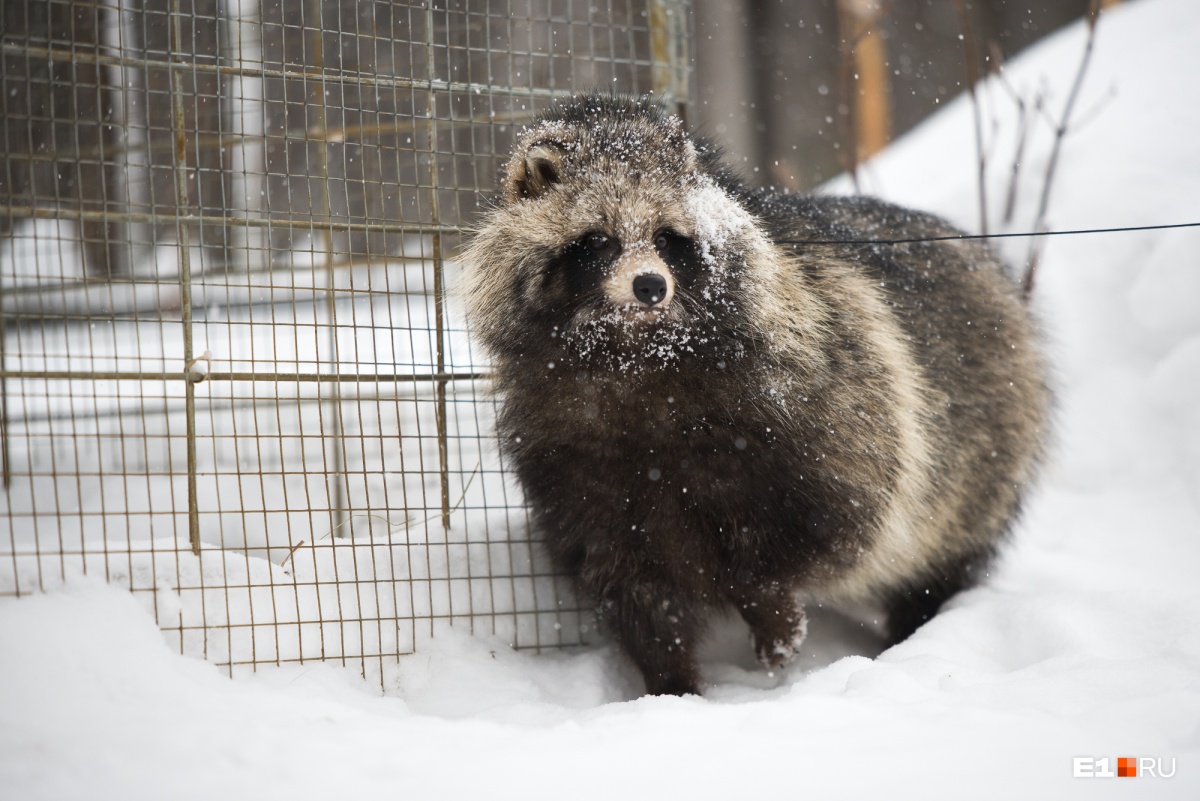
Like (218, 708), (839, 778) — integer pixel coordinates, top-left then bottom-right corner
(1072, 757), (1176, 779)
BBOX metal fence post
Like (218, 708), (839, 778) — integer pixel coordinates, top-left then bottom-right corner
(307, 0), (350, 540)
(426, 4), (451, 532)
(170, 0), (201, 557)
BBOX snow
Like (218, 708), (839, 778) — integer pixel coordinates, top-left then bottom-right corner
(3, 0), (1200, 797)
(683, 173), (754, 269)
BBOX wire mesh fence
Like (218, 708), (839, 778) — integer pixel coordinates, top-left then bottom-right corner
(1, 0), (691, 683)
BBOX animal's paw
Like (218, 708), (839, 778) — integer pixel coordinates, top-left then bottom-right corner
(751, 607), (809, 670)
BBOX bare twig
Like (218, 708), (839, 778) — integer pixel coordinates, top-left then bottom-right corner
(952, 0), (988, 236)
(987, 43), (1027, 226)
(1023, 0), (1103, 297)
(278, 463), (481, 572)
(1003, 86), (1041, 226)
(1067, 84), (1118, 134)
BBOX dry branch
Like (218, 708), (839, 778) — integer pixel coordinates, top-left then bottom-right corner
(1023, 0), (1103, 297)
(952, 0), (988, 236)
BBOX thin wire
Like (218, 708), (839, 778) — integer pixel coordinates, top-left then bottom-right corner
(781, 220), (1200, 247)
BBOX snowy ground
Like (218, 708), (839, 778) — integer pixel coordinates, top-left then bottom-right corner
(3, 0), (1199, 797)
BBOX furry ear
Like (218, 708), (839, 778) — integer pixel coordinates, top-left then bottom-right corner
(664, 115), (699, 174)
(681, 139), (698, 173)
(505, 140), (566, 202)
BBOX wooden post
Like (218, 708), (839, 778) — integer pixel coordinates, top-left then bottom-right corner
(839, 0), (892, 164)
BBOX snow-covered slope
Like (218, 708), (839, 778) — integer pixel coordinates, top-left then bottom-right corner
(2, 0), (1198, 797)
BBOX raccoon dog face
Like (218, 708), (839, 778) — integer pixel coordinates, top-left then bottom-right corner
(464, 96), (775, 373)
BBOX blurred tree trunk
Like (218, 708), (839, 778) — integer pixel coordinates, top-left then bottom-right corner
(838, 0), (891, 179)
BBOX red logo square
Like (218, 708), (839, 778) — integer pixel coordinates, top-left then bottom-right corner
(1117, 757), (1137, 778)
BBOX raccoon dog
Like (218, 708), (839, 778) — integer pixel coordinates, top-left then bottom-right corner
(462, 94), (1050, 696)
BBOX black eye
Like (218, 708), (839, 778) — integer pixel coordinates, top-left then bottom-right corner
(654, 232), (670, 251)
(587, 233), (612, 252)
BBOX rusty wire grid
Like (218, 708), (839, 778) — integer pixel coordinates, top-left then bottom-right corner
(0, 0), (691, 683)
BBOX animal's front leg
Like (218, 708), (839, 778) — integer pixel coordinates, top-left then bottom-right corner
(728, 580), (808, 670)
(597, 583), (707, 696)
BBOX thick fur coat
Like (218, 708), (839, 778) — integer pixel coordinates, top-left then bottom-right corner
(462, 94), (1050, 696)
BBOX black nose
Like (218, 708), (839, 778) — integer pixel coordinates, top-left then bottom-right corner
(632, 273), (668, 306)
